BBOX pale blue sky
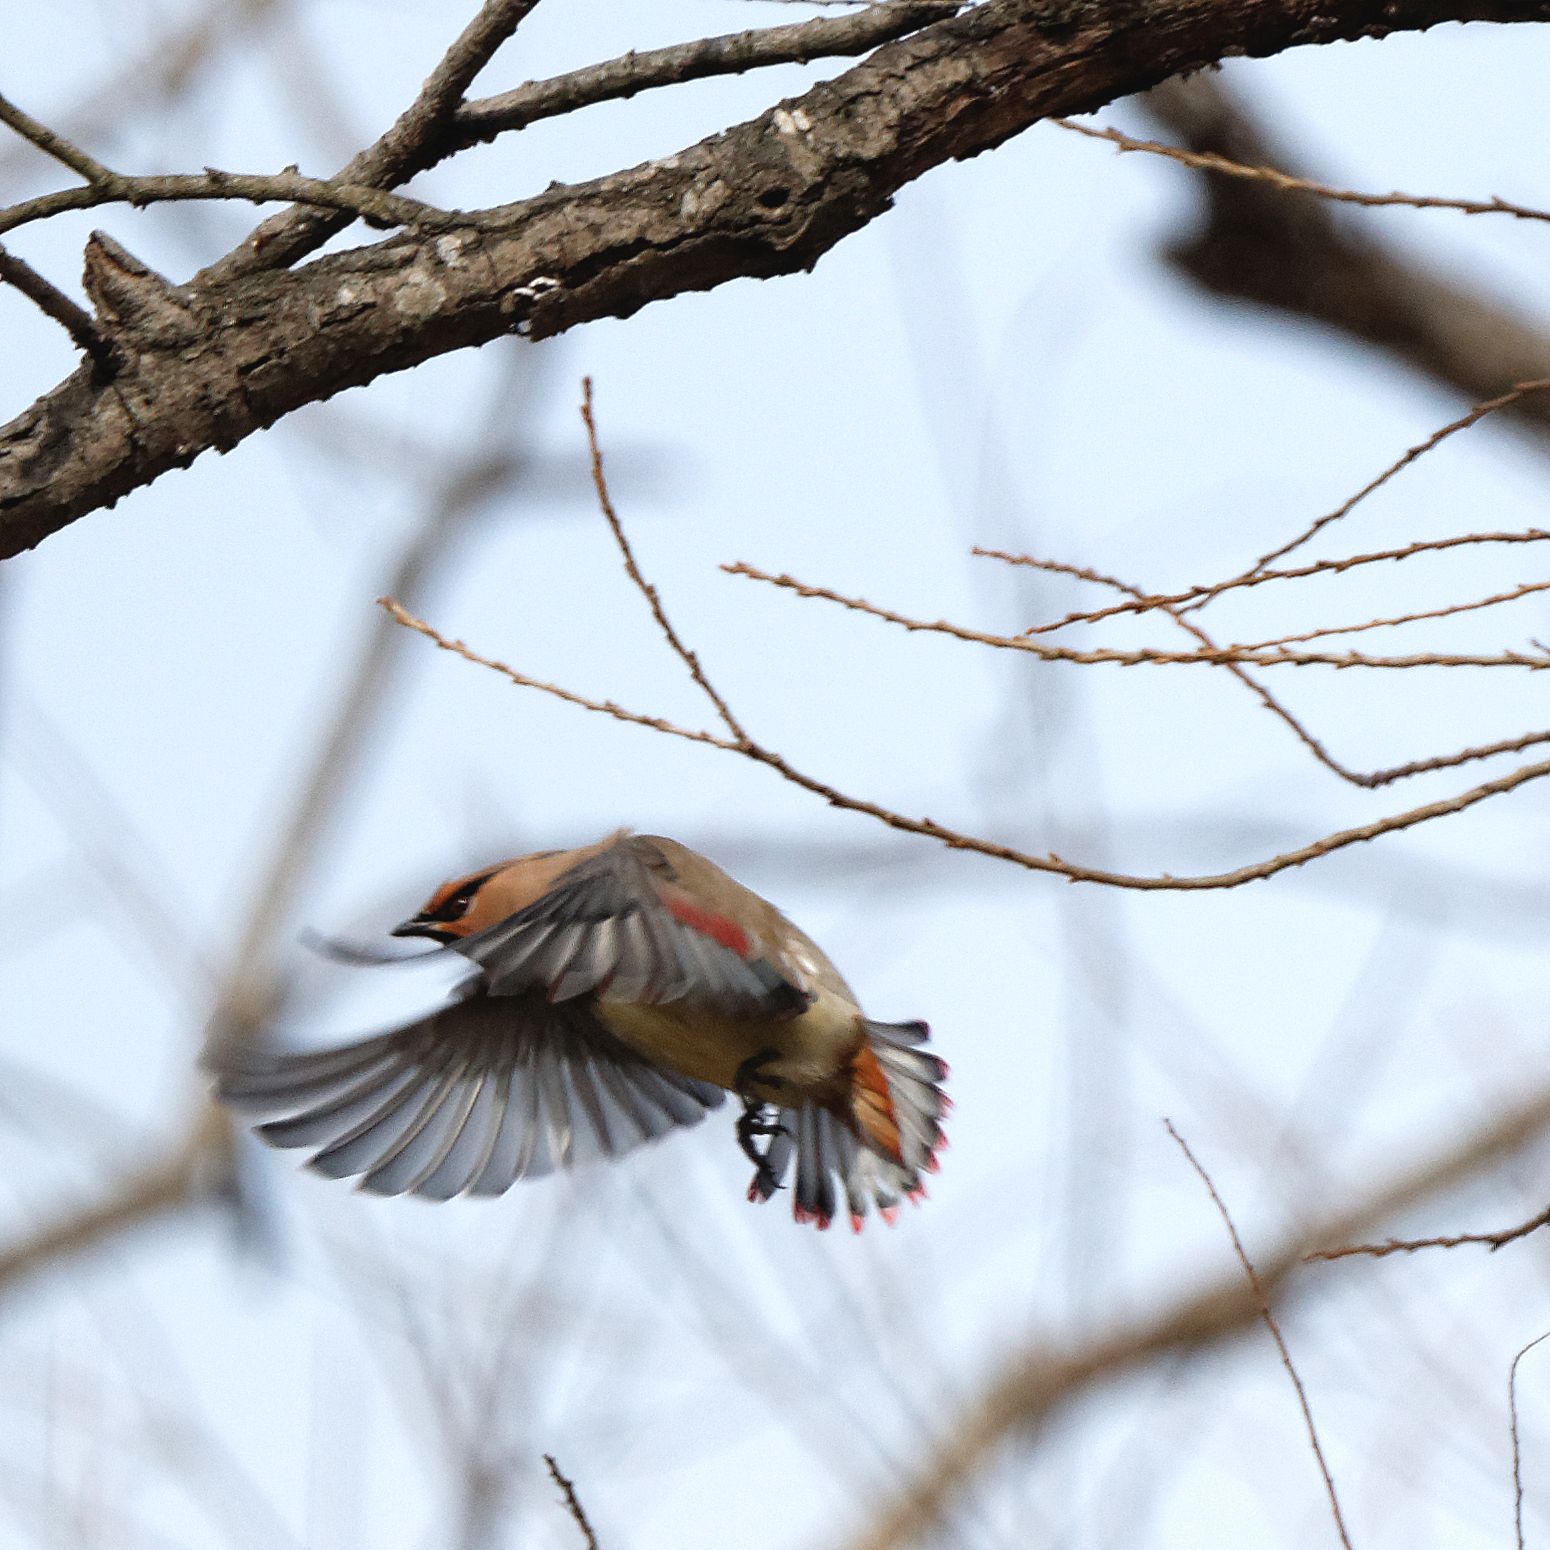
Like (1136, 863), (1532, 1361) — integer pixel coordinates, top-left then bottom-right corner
(3, 5), (1550, 1547)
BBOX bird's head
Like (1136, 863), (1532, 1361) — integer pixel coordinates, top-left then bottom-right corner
(392, 865), (504, 944)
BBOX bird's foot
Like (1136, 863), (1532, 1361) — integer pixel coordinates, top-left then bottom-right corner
(733, 1047), (787, 1098)
(737, 1096), (790, 1197)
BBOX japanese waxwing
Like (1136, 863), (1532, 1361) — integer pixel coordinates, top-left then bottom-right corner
(215, 831), (948, 1231)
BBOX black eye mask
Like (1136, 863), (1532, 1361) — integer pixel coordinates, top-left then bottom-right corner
(421, 869), (499, 923)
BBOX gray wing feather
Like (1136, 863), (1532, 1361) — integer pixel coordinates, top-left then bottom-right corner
(253, 1058), (422, 1151)
(344, 1052), (473, 1194)
(531, 1043), (575, 1169)
(415, 1071), (503, 1201)
(213, 994), (725, 1201)
(565, 1056), (617, 1160)
(219, 1034), (402, 1109)
(470, 1052), (550, 1193)
(460, 844), (806, 1016)
(380, 1062), (488, 1198)
(586, 1054), (654, 1148)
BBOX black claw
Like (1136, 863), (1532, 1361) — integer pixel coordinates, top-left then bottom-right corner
(737, 1095), (789, 1196)
(751, 1161), (782, 1198)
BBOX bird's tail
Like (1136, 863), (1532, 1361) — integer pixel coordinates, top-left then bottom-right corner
(748, 1019), (948, 1231)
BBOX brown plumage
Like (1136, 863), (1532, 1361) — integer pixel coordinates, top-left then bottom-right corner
(215, 831), (948, 1230)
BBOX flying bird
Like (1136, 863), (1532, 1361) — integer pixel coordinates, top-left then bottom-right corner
(215, 831), (948, 1230)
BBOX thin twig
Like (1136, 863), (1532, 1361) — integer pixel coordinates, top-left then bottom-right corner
(378, 598), (736, 751)
(378, 598), (1550, 892)
(1313, 727), (1550, 789)
(1165, 1120), (1354, 1549)
(0, 167), (454, 241)
(1244, 380), (1550, 576)
(1306, 1201), (1550, 1260)
(1511, 1330), (1550, 1550)
(729, 561), (1550, 670)
(454, 2), (964, 143)
(543, 1455), (600, 1550)
(0, 89), (120, 184)
(994, 529), (1550, 637)
(1231, 579), (1550, 650)
(0, 243), (112, 365)
(1055, 116), (1550, 228)
(579, 378), (750, 743)
(997, 378), (1550, 642)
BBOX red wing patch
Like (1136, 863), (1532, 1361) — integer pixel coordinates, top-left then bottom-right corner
(659, 887), (752, 957)
(849, 1042), (904, 1165)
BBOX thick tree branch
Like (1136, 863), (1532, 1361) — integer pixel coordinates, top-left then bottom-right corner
(3, 0), (1548, 558)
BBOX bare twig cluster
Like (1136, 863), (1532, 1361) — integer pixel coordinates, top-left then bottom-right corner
(384, 377), (1550, 895)
(837, 1084), (1550, 1550)
(373, 386), (1550, 1544)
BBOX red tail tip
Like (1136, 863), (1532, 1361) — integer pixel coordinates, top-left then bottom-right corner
(880, 1205), (900, 1226)
(850, 1212), (865, 1234)
(815, 1212), (832, 1232)
(925, 1154), (941, 1174)
(907, 1184), (928, 1204)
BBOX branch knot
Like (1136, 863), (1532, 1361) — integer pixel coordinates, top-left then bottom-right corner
(82, 231), (202, 346)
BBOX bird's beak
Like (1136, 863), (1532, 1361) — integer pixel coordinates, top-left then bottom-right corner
(391, 917), (444, 941)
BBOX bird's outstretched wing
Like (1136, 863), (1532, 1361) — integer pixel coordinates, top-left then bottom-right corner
(458, 838), (812, 1016)
(215, 993), (726, 1200)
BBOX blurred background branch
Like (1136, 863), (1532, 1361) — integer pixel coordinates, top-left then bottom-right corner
(1144, 72), (1550, 441)
(0, 344), (546, 1302)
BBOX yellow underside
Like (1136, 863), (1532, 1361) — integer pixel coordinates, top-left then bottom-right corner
(595, 992), (860, 1103)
